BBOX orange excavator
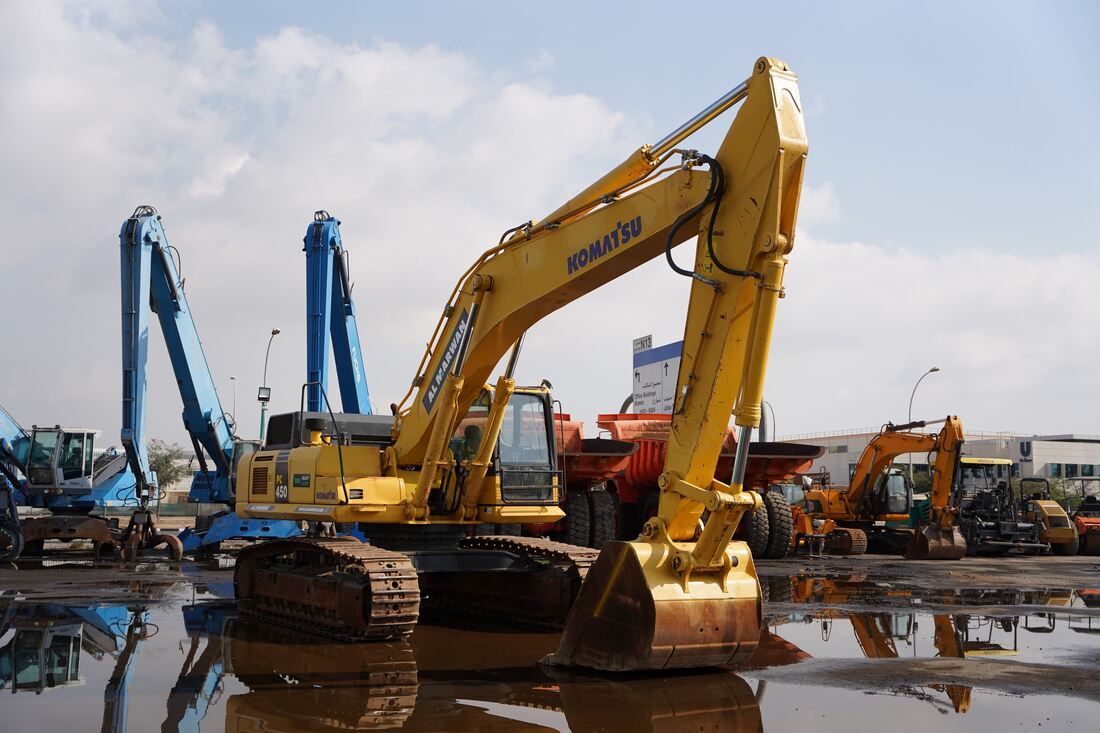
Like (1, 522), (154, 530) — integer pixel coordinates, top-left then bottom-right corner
(232, 57), (809, 672)
(794, 416), (967, 560)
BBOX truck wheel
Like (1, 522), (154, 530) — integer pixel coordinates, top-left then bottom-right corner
(588, 490), (618, 550)
(563, 490), (592, 547)
(745, 501), (771, 558)
(763, 489), (794, 559)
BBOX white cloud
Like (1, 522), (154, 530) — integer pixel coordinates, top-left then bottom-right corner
(526, 50), (555, 74)
(799, 181), (840, 226)
(0, 1), (637, 445)
(0, 0), (1094, 455)
(766, 232), (1100, 436)
(185, 152), (251, 198)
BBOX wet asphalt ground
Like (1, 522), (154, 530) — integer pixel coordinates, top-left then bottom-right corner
(1, 552), (1097, 731)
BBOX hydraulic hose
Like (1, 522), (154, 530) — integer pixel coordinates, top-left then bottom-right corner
(664, 154), (763, 283)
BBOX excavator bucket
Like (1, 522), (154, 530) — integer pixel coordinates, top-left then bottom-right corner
(906, 526), (967, 560)
(546, 540), (761, 672)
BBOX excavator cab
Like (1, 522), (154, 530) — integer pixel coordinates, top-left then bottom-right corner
(24, 427), (97, 495)
(873, 469), (912, 516)
(445, 385), (560, 520)
(0, 618), (84, 693)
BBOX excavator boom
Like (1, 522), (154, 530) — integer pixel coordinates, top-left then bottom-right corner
(908, 416), (967, 560)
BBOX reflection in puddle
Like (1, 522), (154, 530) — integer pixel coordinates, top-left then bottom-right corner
(762, 573), (1097, 611)
(1, 598), (764, 732)
(2, 581), (1099, 731)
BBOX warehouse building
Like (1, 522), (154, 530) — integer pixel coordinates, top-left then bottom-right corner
(781, 427), (1100, 485)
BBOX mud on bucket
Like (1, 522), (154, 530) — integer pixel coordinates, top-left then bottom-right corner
(906, 526), (967, 561)
(545, 539), (762, 672)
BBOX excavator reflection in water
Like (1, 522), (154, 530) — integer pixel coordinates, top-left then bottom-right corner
(171, 603), (764, 733)
(824, 614), (971, 714)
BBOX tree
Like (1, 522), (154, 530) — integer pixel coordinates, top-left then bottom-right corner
(147, 440), (191, 489)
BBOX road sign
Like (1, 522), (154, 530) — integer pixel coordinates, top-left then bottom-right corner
(632, 337), (682, 413)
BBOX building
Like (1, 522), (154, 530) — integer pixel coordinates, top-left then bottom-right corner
(781, 426), (1100, 486)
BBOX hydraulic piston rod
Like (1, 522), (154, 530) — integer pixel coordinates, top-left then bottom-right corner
(650, 81), (749, 159)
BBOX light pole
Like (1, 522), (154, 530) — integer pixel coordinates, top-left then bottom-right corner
(258, 329), (281, 442)
(229, 375), (237, 433)
(908, 366), (941, 482)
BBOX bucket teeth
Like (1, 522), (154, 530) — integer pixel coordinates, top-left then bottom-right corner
(545, 540), (761, 672)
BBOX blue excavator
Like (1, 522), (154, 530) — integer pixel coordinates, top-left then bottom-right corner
(0, 402), (142, 560)
(119, 206), (299, 556)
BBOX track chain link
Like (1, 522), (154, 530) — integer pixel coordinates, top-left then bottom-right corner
(459, 535), (601, 578)
(236, 537), (420, 641)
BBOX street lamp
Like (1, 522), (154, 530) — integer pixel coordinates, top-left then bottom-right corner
(908, 366), (941, 481)
(258, 328), (281, 442)
(229, 375), (237, 433)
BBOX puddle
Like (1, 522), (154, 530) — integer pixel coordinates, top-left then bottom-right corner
(1, 569), (1098, 731)
(761, 572), (1100, 615)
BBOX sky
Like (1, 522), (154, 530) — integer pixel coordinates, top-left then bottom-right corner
(1, 0), (1097, 453)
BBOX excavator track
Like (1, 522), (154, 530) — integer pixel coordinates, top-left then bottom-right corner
(234, 537), (420, 642)
(419, 535), (600, 630)
(828, 527), (868, 556)
(460, 535), (602, 577)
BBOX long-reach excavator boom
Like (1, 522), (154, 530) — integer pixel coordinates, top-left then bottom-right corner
(305, 211), (372, 415)
(120, 207), (299, 555)
(235, 56), (808, 673)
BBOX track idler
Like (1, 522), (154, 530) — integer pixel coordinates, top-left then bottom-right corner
(906, 525), (967, 561)
(545, 539), (761, 672)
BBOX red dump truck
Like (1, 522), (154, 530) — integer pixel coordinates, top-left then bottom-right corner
(544, 412), (823, 559)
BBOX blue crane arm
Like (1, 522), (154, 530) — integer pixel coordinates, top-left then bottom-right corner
(0, 402), (30, 469)
(120, 207), (234, 500)
(304, 211), (372, 414)
(100, 609), (149, 733)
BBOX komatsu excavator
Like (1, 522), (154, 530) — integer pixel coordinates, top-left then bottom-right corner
(797, 416), (967, 560)
(233, 56), (808, 672)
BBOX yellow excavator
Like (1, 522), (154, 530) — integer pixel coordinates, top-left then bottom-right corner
(795, 416), (967, 560)
(231, 56), (807, 673)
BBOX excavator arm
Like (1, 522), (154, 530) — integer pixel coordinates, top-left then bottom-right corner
(909, 416), (967, 559)
(840, 417), (962, 520)
(392, 58), (805, 548)
(845, 427), (938, 516)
